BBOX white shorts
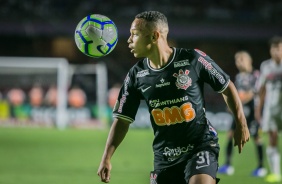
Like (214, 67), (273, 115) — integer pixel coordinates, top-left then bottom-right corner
(262, 105), (282, 132)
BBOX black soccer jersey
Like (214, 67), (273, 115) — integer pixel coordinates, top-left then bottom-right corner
(233, 70), (259, 131)
(235, 70), (259, 92)
(113, 48), (230, 169)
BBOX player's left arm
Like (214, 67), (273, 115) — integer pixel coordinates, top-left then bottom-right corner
(254, 83), (266, 123)
(222, 81), (250, 153)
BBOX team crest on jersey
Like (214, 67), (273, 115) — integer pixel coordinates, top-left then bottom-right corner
(173, 69), (192, 90)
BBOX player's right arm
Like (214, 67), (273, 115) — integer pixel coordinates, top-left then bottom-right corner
(97, 118), (131, 183)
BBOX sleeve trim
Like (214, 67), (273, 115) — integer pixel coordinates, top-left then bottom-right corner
(217, 79), (230, 93)
(113, 114), (134, 123)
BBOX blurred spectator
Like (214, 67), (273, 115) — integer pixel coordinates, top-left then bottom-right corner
(45, 85), (57, 107)
(68, 86), (86, 108)
(7, 88), (26, 106)
(108, 83), (121, 109)
(29, 84), (44, 107)
(7, 87), (30, 120)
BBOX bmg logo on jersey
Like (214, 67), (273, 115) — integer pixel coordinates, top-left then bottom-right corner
(151, 102), (196, 126)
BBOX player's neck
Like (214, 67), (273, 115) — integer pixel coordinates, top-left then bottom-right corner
(239, 66), (252, 73)
(148, 46), (173, 69)
(272, 58), (282, 65)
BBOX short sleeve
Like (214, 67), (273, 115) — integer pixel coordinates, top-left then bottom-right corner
(193, 49), (230, 93)
(112, 70), (141, 123)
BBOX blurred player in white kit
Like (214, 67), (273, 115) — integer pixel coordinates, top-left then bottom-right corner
(256, 36), (282, 183)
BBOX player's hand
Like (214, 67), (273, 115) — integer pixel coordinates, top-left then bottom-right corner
(233, 124), (250, 154)
(97, 160), (112, 183)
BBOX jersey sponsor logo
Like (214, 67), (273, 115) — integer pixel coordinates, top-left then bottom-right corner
(163, 144), (194, 161)
(118, 96), (127, 113)
(151, 102), (196, 126)
(173, 69), (192, 90)
(155, 78), (170, 88)
(198, 56), (226, 84)
(194, 49), (207, 56)
(136, 69), (149, 78)
(174, 59), (190, 68)
(149, 96), (189, 108)
(198, 56), (212, 70)
(118, 74), (130, 113)
(123, 74), (130, 95)
(141, 86), (151, 93)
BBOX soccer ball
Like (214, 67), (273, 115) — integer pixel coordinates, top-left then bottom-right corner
(74, 14), (118, 58)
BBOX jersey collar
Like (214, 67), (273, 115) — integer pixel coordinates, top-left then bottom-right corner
(146, 47), (176, 72)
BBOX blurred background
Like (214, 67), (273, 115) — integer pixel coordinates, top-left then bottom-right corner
(0, 0), (281, 129)
(0, 1), (282, 184)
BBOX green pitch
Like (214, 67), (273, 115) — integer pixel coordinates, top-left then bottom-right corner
(0, 127), (277, 184)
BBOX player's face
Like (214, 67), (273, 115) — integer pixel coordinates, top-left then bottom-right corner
(270, 43), (282, 62)
(128, 18), (153, 58)
(235, 54), (251, 72)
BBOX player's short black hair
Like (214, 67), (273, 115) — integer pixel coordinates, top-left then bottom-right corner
(135, 11), (168, 23)
(135, 11), (168, 33)
(269, 36), (282, 46)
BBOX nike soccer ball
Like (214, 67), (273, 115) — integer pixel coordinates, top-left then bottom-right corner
(74, 14), (118, 58)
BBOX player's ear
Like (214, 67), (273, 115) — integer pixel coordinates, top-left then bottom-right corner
(151, 31), (159, 42)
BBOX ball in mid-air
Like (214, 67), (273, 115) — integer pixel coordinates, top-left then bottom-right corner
(74, 14), (118, 58)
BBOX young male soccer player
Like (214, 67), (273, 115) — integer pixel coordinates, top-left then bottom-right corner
(218, 51), (266, 177)
(97, 11), (250, 184)
(256, 36), (282, 183)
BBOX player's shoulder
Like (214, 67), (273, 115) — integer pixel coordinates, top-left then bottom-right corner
(177, 48), (213, 59)
(176, 48), (211, 63)
(127, 58), (148, 77)
(259, 59), (273, 74)
(177, 48), (207, 57)
(260, 59), (272, 68)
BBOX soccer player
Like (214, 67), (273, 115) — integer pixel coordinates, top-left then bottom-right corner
(97, 11), (250, 184)
(218, 51), (266, 177)
(255, 36), (282, 183)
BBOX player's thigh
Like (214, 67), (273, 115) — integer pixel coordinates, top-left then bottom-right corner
(189, 174), (216, 184)
(261, 108), (272, 132)
(184, 150), (219, 184)
(150, 163), (186, 184)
